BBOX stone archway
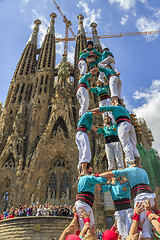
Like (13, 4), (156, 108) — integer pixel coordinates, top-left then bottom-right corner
(51, 116), (69, 138)
(0, 177), (11, 211)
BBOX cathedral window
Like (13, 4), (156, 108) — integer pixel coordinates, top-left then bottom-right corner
(49, 172), (57, 199)
(45, 76), (48, 84)
(41, 76), (43, 85)
(2, 154), (15, 169)
(60, 172), (71, 199)
(21, 84), (25, 93)
(51, 117), (69, 138)
(15, 84), (19, 95)
(19, 96), (22, 103)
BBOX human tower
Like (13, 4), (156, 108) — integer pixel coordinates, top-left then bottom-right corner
(73, 41), (157, 239)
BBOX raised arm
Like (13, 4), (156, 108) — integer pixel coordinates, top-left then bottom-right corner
(91, 125), (98, 132)
(59, 206), (78, 240)
(144, 199), (160, 234)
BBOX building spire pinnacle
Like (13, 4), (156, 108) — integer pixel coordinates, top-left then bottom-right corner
(77, 14), (86, 37)
(47, 12), (57, 35)
(90, 22), (102, 52)
(27, 19), (41, 45)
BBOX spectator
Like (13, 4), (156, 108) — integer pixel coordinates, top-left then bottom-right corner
(52, 206), (58, 216)
(49, 205), (53, 216)
(14, 207), (18, 217)
(0, 211), (5, 220)
(36, 205), (43, 216)
(69, 205), (74, 218)
(7, 209), (14, 219)
(4, 208), (9, 218)
(32, 205), (37, 216)
(27, 205), (32, 216)
(57, 205), (63, 216)
(63, 204), (69, 217)
(43, 202), (50, 216)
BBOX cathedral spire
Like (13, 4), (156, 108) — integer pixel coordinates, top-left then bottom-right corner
(12, 19), (41, 79)
(47, 12), (57, 35)
(37, 13), (57, 70)
(90, 22), (102, 53)
(77, 14), (86, 37)
(27, 19), (41, 45)
(74, 14), (87, 86)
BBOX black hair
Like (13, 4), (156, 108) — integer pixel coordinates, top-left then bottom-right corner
(87, 40), (94, 47)
(86, 162), (92, 169)
(102, 48), (110, 52)
(118, 98), (122, 105)
(135, 157), (141, 167)
(78, 162), (92, 175)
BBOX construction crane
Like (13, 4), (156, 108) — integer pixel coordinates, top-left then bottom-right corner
(52, 0), (76, 57)
(55, 30), (160, 43)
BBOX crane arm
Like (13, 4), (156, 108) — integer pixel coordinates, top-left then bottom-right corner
(55, 30), (160, 43)
(52, 0), (76, 40)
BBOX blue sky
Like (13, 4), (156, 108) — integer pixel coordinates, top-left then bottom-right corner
(0, 0), (160, 152)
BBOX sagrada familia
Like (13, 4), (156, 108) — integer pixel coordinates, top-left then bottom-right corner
(0, 13), (160, 228)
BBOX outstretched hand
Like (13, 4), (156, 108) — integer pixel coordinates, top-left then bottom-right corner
(134, 202), (144, 215)
(79, 207), (91, 219)
(64, 224), (75, 235)
(143, 199), (152, 212)
(72, 205), (77, 216)
(148, 213), (160, 221)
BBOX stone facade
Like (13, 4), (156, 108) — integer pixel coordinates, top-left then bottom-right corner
(0, 12), (159, 231)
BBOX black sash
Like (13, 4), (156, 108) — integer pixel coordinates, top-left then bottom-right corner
(76, 191), (95, 208)
(131, 183), (153, 198)
(105, 135), (119, 143)
(114, 198), (131, 211)
(99, 93), (110, 101)
(116, 116), (131, 126)
(76, 125), (87, 133)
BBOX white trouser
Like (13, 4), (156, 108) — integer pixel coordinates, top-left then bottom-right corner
(98, 56), (119, 74)
(75, 200), (95, 231)
(134, 193), (156, 238)
(109, 75), (122, 99)
(118, 122), (140, 163)
(99, 98), (115, 123)
(75, 131), (91, 169)
(114, 208), (133, 240)
(76, 87), (89, 117)
(105, 141), (124, 170)
(78, 60), (87, 75)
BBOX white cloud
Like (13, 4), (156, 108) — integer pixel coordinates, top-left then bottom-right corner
(135, 5), (160, 41)
(139, 0), (147, 3)
(77, 1), (101, 29)
(120, 15), (129, 25)
(133, 80), (160, 154)
(56, 35), (64, 59)
(67, 46), (75, 64)
(108, 0), (136, 11)
(31, 9), (50, 46)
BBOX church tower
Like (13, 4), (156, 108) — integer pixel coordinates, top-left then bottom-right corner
(74, 14), (87, 87)
(90, 22), (102, 53)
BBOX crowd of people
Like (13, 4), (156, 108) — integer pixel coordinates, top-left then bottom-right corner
(0, 202), (73, 220)
(63, 41), (160, 239)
